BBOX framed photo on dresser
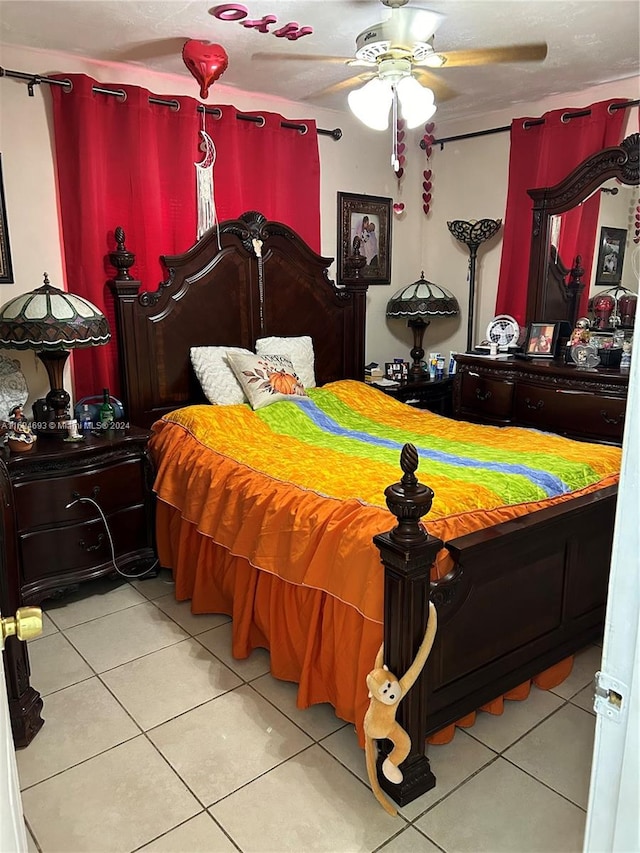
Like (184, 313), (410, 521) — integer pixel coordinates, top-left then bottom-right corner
(524, 322), (559, 357)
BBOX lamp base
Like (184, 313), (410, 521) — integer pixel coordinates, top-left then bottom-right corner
(34, 350), (71, 438)
(408, 318), (430, 381)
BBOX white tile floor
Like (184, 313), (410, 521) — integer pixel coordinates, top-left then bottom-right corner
(17, 571), (602, 853)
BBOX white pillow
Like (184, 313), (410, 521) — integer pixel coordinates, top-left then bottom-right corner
(255, 335), (316, 388)
(226, 352), (307, 411)
(190, 346), (253, 405)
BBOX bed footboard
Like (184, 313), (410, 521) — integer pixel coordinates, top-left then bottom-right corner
(426, 484), (615, 735)
(374, 444), (616, 807)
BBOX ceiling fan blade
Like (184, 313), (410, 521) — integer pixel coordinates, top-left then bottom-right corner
(387, 6), (446, 47)
(433, 43), (548, 68)
(251, 52), (357, 65)
(412, 69), (459, 103)
(303, 73), (376, 102)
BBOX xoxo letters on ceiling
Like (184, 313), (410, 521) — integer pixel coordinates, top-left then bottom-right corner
(212, 4), (313, 40)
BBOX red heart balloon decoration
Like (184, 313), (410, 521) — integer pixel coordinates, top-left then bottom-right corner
(423, 204), (431, 214)
(423, 169), (432, 180)
(425, 145), (432, 158)
(394, 167), (404, 179)
(422, 192), (432, 204)
(397, 142), (406, 155)
(393, 203), (405, 214)
(398, 155), (405, 166)
(425, 122), (435, 133)
(397, 130), (405, 142)
(422, 181), (432, 192)
(182, 40), (228, 100)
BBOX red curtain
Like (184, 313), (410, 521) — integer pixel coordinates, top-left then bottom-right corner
(495, 99), (626, 326)
(50, 74), (320, 400)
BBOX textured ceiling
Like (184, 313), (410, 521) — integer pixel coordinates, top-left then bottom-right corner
(1, 1), (639, 123)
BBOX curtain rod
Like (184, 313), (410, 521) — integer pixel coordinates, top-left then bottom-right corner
(421, 99), (639, 149)
(0, 65), (343, 140)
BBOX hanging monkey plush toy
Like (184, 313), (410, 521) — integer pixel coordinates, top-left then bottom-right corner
(364, 601), (438, 816)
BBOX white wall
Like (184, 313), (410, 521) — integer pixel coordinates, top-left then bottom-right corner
(0, 41), (638, 410)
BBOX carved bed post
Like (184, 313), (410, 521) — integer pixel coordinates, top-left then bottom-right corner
(107, 227), (144, 426)
(373, 443), (443, 806)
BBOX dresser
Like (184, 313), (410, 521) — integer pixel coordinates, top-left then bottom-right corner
(1, 427), (156, 746)
(452, 354), (629, 445)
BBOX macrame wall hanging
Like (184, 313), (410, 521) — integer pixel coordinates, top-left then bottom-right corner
(194, 125), (221, 247)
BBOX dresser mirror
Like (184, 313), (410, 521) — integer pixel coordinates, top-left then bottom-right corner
(525, 133), (639, 327)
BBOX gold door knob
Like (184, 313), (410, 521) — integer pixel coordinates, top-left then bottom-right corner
(1, 606), (43, 649)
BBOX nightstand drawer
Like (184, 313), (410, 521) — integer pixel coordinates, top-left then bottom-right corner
(12, 458), (146, 531)
(19, 505), (148, 582)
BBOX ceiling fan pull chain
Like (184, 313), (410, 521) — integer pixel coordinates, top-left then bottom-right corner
(391, 86), (400, 171)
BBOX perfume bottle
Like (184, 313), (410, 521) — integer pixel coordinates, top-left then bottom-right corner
(80, 403), (93, 433)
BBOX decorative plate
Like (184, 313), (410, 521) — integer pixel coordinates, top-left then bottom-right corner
(486, 315), (520, 349)
(0, 354), (29, 422)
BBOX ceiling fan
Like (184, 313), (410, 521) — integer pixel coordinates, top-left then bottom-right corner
(253, 0), (548, 131)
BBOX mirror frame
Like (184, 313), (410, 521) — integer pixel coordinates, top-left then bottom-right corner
(526, 133), (639, 326)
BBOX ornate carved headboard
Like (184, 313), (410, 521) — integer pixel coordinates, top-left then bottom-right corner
(108, 211), (368, 428)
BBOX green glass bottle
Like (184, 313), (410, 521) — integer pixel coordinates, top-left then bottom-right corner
(98, 388), (115, 428)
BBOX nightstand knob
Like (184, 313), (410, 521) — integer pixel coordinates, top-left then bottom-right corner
(1, 606), (43, 649)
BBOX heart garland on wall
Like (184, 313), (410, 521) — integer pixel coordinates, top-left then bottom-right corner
(422, 122), (435, 216)
(391, 120), (436, 217)
(393, 118), (406, 217)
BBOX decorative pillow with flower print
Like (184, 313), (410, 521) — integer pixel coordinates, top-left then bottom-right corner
(226, 352), (307, 410)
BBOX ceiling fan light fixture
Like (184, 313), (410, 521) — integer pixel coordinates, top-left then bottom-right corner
(348, 77), (393, 130)
(396, 75), (436, 128)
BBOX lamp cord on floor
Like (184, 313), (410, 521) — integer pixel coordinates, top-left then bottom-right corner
(65, 496), (158, 580)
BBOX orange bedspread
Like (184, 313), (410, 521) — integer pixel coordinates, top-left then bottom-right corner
(149, 380), (620, 740)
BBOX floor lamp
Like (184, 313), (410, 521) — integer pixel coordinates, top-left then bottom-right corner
(447, 219), (502, 352)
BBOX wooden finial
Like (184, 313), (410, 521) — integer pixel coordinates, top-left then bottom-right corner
(384, 443), (434, 545)
(109, 227), (135, 281)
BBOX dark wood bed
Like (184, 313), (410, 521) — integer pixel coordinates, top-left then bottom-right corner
(108, 211), (617, 807)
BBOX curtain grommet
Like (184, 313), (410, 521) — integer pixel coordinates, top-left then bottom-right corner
(117, 89), (127, 102)
(560, 112), (571, 123)
(62, 78), (73, 93)
(255, 115), (266, 127)
(298, 124), (309, 135)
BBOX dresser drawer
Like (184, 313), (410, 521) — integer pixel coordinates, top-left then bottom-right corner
(19, 505), (148, 582)
(458, 370), (515, 422)
(514, 384), (626, 442)
(12, 458), (146, 531)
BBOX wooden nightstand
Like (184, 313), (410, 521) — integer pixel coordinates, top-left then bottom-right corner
(0, 427), (156, 746)
(374, 376), (454, 416)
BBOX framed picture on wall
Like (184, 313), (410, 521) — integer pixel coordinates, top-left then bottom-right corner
(337, 192), (392, 285)
(0, 155), (14, 284)
(594, 226), (627, 287)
